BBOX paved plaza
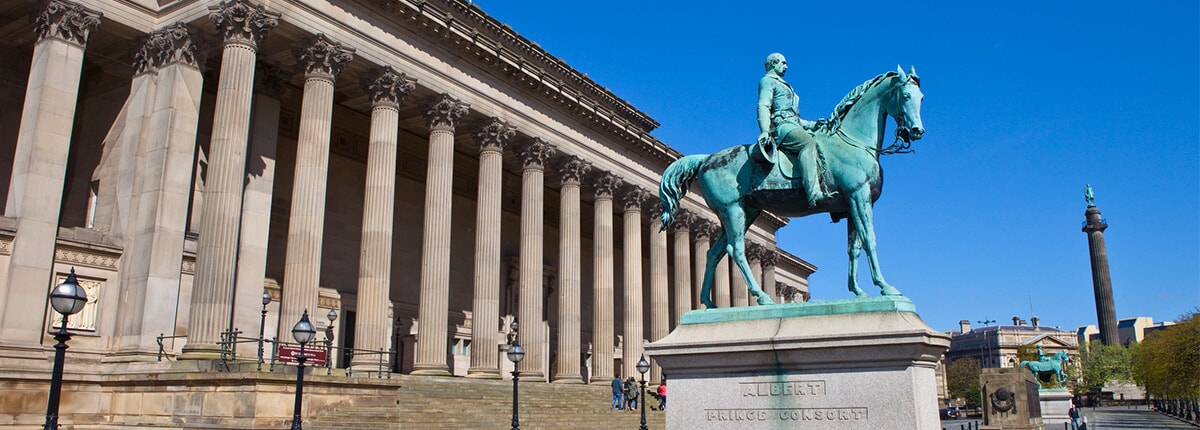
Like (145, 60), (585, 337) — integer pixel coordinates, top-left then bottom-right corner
(940, 407), (1198, 430)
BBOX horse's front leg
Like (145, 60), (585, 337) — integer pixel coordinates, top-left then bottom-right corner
(846, 220), (866, 297)
(847, 188), (901, 296)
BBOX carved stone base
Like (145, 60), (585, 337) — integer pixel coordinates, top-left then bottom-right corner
(981, 368), (1046, 430)
(644, 296), (950, 430)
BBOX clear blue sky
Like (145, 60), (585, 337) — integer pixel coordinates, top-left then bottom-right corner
(471, 0), (1199, 332)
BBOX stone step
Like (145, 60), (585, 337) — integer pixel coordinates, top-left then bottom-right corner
(306, 374), (666, 430)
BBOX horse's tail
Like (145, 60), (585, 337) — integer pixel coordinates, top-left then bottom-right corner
(659, 154), (708, 230)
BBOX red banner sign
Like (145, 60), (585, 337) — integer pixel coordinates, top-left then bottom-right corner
(277, 345), (327, 366)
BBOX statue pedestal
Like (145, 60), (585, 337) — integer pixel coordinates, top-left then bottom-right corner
(1039, 388), (1073, 427)
(644, 297), (950, 430)
(979, 368), (1045, 430)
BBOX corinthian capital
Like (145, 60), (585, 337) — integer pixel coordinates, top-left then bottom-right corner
(296, 34), (355, 80)
(517, 138), (556, 170)
(423, 94), (470, 130)
(760, 248), (778, 268)
(35, 0), (102, 47)
(557, 156), (591, 185)
(361, 66), (416, 109)
(692, 219), (718, 241)
(474, 117), (516, 153)
(670, 209), (694, 232)
(620, 186), (649, 212)
(592, 171), (623, 200)
(133, 22), (201, 74)
(208, 0), (280, 49)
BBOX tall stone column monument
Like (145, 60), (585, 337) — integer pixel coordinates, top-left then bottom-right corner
(1082, 185), (1119, 346)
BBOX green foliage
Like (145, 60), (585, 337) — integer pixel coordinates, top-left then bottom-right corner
(1078, 340), (1133, 394)
(947, 358), (982, 408)
(1132, 311), (1200, 399)
(1016, 344), (1039, 364)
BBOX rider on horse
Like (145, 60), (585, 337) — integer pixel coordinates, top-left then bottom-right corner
(756, 53), (833, 208)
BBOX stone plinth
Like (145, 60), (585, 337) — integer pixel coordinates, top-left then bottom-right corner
(980, 368), (1045, 430)
(1038, 388), (1072, 427)
(644, 296), (950, 430)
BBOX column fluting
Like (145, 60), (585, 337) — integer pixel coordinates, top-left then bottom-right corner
(620, 186), (648, 380)
(516, 138), (555, 380)
(467, 118), (514, 378)
(553, 156), (589, 383)
(589, 172), (621, 382)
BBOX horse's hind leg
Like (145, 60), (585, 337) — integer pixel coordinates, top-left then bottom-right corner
(718, 206), (775, 305)
(846, 221), (867, 298)
(847, 188), (901, 296)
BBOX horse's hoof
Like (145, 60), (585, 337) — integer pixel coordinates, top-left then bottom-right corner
(702, 300), (718, 309)
(880, 285), (903, 296)
(757, 296), (776, 305)
(850, 287), (867, 298)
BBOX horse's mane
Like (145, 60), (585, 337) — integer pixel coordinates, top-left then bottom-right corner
(815, 71), (906, 134)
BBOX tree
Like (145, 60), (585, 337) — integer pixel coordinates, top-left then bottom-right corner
(947, 357), (982, 408)
(1132, 311), (1199, 400)
(1078, 340), (1133, 395)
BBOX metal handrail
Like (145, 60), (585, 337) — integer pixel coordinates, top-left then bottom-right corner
(155, 333), (188, 361)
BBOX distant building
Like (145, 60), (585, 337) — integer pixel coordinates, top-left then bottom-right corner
(1078, 317), (1176, 347)
(936, 315), (1078, 406)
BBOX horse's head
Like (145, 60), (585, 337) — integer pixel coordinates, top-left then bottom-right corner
(890, 66), (925, 142)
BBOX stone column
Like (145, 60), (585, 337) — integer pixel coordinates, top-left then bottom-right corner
(691, 220), (713, 310)
(730, 260), (748, 307)
(760, 248), (778, 303)
(0, 0), (100, 346)
(411, 94), (469, 375)
(279, 34), (354, 335)
(1083, 203), (1118, 345)
(747, 243), (764, 307)
(647, 202), (668, 384)
(465, 118), (514, 379)
(351, 66), (414, 371)
(112, 23), (204, 357)
(553, 156), (589, 383)
(232, 64), (288, 359)
(589, 172), (621, 382)
(620, 186), (648, 380)
(670, 210), (693, 325)
(515, 138), (555, 380)
(714, 255), (730, 308)
(182, 0), (278, 359)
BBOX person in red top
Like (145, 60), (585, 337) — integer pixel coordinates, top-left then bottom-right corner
(657, 383), (667, 410)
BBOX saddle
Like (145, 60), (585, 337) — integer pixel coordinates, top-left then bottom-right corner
(750, 135), (828, 183)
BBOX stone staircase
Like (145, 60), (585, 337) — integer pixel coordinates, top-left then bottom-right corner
(306, 375), (666, 430)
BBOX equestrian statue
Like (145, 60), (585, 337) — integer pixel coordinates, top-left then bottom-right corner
(658, 53), (925, 308)
(1020, 345), (1070, 388)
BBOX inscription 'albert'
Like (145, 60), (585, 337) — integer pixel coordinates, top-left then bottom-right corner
(740, 380), (826, 397)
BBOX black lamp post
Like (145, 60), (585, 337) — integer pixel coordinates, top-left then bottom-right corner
(44, 268), (87, 430)
(290, 310), (316, 430)
(507, 320), (524, 430)
(636, 355), (650, 430)
(258, 289), (271, 371)
(325, 309), (337, 372)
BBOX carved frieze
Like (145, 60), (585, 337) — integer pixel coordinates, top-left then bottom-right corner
(516, 137), (555, 170)
(473, 117), (515, 153)
(423, 93), (470, 130)
(361, 66), (416, 109)
(208, 0), (280, 49)
(34, 0), (102, 47)
(55, 247), (118, 270)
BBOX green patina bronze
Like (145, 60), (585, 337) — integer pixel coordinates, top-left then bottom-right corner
(679, 295), (916, 325)
(1020, 345), (1069, 389)
(1085, 184), (1095, 207)
(659, 60), (925, 308)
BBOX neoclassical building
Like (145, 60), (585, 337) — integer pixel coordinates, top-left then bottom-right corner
(0, 0), (814, 424)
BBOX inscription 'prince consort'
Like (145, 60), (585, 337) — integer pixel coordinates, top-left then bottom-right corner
(704, 408), (868, 422)
(740, 380), (826, 397)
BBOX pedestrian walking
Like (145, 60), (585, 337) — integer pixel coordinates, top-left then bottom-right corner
(611, 376), (624, 410)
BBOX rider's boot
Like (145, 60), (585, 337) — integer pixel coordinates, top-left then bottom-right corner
(800, 145), (832, 207)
